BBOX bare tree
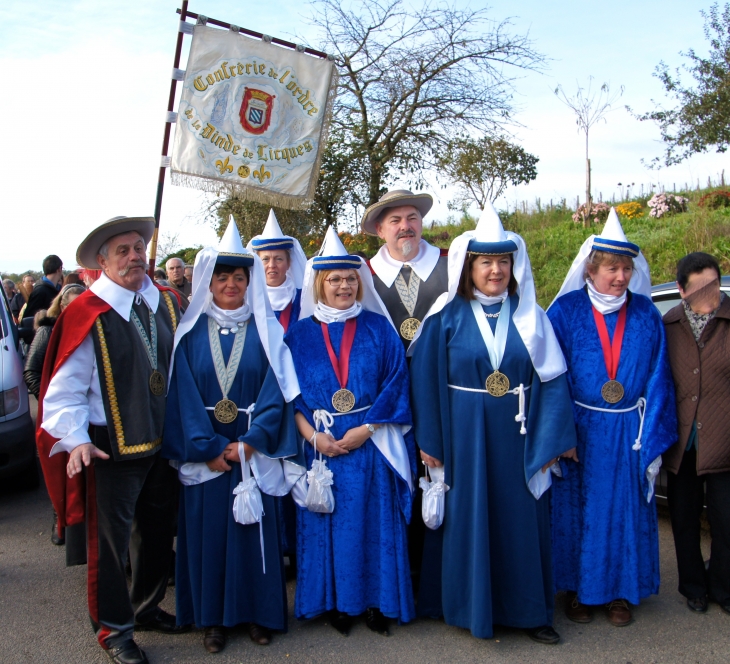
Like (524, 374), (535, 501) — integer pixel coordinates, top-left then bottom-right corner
(310, 0), (545, 209)
(554, 78), (624, 220)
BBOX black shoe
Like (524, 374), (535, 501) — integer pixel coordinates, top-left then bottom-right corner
(365, 608), (390, 636)
(720, 600), (730, 616)
(106, 639), (148, 664)
(135, 608), (190, 634)
(526, 625), (561, 645)
(687, 596), (708, 613)
(330, 611), (353, 636)
(203, 626), (226, 653)
(51, 511), (65, 546)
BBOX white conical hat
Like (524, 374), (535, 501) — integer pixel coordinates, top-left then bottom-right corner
(217, 216), (254, 266)
(549, 207), (651, 308)
(311, 226), (362, 269)
(246, 209), (307, 288)
(466, 201), (518, 253)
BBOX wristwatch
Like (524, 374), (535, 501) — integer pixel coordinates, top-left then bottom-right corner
(364, 423), (375, 434)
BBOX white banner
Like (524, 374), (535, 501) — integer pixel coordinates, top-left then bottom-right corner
(171, 25), (337, 209)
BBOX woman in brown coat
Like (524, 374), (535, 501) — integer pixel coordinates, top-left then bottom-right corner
(663, 252), (730, 616)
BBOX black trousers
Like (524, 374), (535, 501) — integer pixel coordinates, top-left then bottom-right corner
(86, 428), (177, 649)
(666, 447), (730, 605)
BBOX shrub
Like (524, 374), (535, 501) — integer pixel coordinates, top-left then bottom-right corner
(615, 201), (643, 219)
(571, 201), (610, 225)
(648, 193), (689, 218)
(698, 190), (730, 209)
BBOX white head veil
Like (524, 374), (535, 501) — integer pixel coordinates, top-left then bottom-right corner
(169, 217), (300, 402)
(299, 226), (394, 326)
(407, 202), (567, 382)
(549, 208), (652, 309)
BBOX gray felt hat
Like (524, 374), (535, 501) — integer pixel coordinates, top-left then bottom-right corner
(76, 216), (155, 269)
(360, 189), (433, 236)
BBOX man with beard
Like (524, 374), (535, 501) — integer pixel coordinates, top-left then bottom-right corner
(37, 217), (187, 664)
(165, 257), (191, 312)
(361, 189), (449, 594)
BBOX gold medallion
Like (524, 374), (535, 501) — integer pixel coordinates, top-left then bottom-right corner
(214, 398), (239, 423)
(601, 380), (624, 404)
(332, 388), (356, 413)
(486, 370), (510, 397)
(400, 317), (421, 341)
(149, 370), (166, 396)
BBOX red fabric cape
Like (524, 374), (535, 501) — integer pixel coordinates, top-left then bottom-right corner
(36, 285), (181, 528)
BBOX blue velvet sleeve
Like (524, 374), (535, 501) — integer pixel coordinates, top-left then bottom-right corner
(161, 334), (229, 463)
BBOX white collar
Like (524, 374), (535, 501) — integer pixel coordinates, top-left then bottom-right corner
(314, 301), (362, 324)
(370, 239), (441, 287)
(473, 288), (508, 307)
(204, 293), (252, 330)
(91, 272), (160, 320)
(586, 280), (627, 315)
(266, 274), (297, 312)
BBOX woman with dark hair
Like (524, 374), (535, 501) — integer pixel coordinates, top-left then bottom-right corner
(547, 209), (676, 627)
(285, 227), (416, 636)
(162, 221), (302, 654)
(409, 204), (576, 644)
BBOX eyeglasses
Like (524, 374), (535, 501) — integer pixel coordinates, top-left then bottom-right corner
(324, 276), (358, 287)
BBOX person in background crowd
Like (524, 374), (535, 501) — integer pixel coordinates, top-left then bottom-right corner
(162, 221), (301, 654)
(154, 269), (170, 287)
(63, 272), (84, 287)
(285, 227), (416, 637)
(25, 254), (64, 318)
(3, 278), (16, 301)
(24, 284), (85, 546)
(11, 274), (35, 322)
(409, 204), (576, 645)
(184, 265), (193, 282)
(662, 252), (730, 616)
(361, 189), (449, 589)
(37, 216), (186, 664)
(166, 257), (191, 312)
(547, 209), (677, 628)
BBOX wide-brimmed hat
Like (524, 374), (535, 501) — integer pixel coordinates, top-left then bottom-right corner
(360, 189), (433, 236)
(76, 216), (155, 269)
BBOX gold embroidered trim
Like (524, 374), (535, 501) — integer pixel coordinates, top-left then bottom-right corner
(162, 291), (178, 333)
(94, 318), (161, 455)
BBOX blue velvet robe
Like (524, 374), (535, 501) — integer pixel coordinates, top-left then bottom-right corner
(273, 288), (302, 333)
(285, 310), (417, 622)
(547, 289), (677, 605)
(161, 315), (299, 630)
(409, 294), (577, 639)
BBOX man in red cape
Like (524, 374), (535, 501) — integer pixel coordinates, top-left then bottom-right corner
(37, 216), (186, 664)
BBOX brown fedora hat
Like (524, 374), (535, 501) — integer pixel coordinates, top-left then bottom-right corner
(360, 189), (433, 236)
(76, 216), (156, 269)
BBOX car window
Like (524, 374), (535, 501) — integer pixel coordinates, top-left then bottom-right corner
(0, 291), (8, 340)
(653, 293), (681, 316)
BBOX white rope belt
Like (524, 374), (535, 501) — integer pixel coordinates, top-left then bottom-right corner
(312, 405), (371, 436)
(447, 384), (531, 435)
(205, 402), (256, 428)
(574, 397), (647, 450)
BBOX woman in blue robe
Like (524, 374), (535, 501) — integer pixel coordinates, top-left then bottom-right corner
(547, 210), (677, 626)
(162, 222), (301, 654)
(285, 227), (416, 636)
(408, 204), (577, 644)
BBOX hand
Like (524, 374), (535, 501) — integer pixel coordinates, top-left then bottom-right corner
(311, 431), (348, 458)
(67, 443), (110, 478)
(541, 457), (559, 473)
(206, 451), (231, 473)
(223, 442), (253, 462)
(561, 447), (579, 463)
(335, 425), (371, 452)
(420, 451), (443, 468)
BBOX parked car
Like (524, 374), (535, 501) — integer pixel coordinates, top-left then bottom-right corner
(0, 286), (38, 489)
(649, 277), (730, 504)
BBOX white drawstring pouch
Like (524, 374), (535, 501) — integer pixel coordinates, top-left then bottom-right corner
(305, 433), (335, 514)
(232, 443), (264, 526)
(419, 465), (449, 530)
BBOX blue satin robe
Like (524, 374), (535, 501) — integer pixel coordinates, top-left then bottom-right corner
(547, 289), (677, 605)
(285, 310), (416, 622)
(409, 294), (577, 638)
(161, 315), (299, 630)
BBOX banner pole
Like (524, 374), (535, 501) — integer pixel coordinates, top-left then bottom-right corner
(149, 0), (189, 275)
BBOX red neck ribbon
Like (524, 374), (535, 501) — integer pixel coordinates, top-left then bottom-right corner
(591, 303), (627, 380)
(321, 318), (357, 389)
(279, 300), (293, 333)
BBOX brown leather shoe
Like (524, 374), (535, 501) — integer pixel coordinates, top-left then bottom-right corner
(248, 623), (271, 645)
(203, 626), (226, 653)
(606, 599), (633, 626)
(565, 593), (593, 623)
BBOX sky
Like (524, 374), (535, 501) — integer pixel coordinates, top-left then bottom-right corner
(1, 0), (726, 273)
